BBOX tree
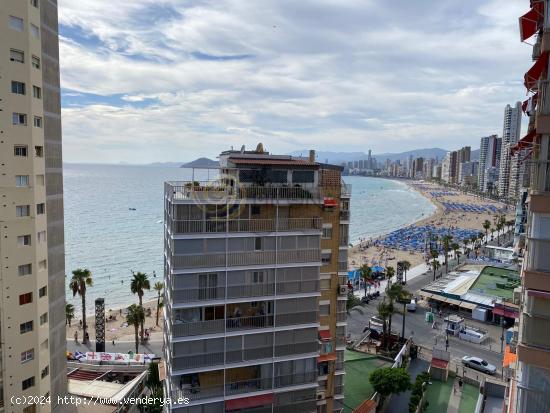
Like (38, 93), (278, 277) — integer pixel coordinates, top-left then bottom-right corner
(131, 271), (151, 341)
(369, 367), (411, 399)
(462, 238), (470, 260)
(145, 362), (164, 413)
(482, 220), (491, 244)
(69, 268), (93, 343)
(430, 250), (440, 281)
(385, 266), (395, 286)
(451, 242), (461, 264)
(400, 260), (411, 284)
(359, 264), (373, 298)
(388, 284), (411, 340)
(442, 235), (453, 273)
(126, 304), (145, 354)
(66, 303), (75, 326)
(153, 281), (164, 327)
(377, 299), (392, 345)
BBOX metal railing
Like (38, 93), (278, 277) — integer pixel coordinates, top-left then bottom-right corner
(526, 238), (550, 273)
(336, 311), (347, 322)
(171, 249), (320, 269)
(172, 319), (225, 337)
(538, 80), (550, 116)
(533, 34), (542, 60)
(520, 315), (550, 351)
(274, 342), (319, 356)
(274, 371), (317, 388)
(341, 183), (351, 197)
(529, 159), (550, 193)
(334, 385), (344, 395)
(166, 181), (322, 202)
(276, 311), (318, 326)
(172, 383), (224, 402)
(225, 377), (272, 395)
(169, 217), (322, 234)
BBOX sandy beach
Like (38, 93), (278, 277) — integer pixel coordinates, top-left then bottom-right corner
(348, 180), (514, 271)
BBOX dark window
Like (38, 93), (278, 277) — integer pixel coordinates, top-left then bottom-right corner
(14, 145), (28, 156)
(36, 203), (45, 214)
(239, 169), (257, 183)
(251, 205), (261, 215)
(19, 292), (33, 305)
(20, 321), (33, 334)
(255, 237), (263, 251)
(22, 376), (35, 390)
(11, 81), (25, 95)
(39, 286), (47, 297)
(292, 170), (314, 183)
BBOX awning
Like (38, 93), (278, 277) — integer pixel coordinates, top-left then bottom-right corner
(318, 353), (337, 363)
(323, 197), (338, 207)
(225, 394), (274, 411)
(519, 4), (544, 42)
(431, 358), (449, 369)
(525, 51), (549, 91)
(511, 130), (538, 155)
(419, 291), (434, 300)
(445, 298), (462, 306)
(522, 92), (539, 114)
(493, 306), (519, 319)
(459, 301), (477, 310)
(319, 330), (332, 341)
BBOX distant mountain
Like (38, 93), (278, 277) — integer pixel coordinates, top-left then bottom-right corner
(375, 148), (448, 162)
(288, 148), (448, 164)
(180, 157), (218, 168)
(146, 162), (185, 167)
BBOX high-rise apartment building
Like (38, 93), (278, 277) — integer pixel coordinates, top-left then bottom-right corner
(505, 4), (550, 412)
(163, 146), (350, 413)
(478, 135), (501, 193)
(499, 102), (523, 198)
(1, 0), (67, 410)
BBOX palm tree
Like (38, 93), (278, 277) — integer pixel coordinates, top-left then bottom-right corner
(66, 303), (75, 326)
(126, 304), (145, 354)
(430, 249), (440, 281)
(442, 235), (453, 272)
(69, 268), (93, 344)
(482, 220), (491, 244)
(359, 264), (373, 298)
(462, 238), (470, 260)
(385, 266), (395, 286)
(400, 260), (411, 284)
(451, 242), (461, 264)
(131, 271), (151, 341)
(153, 282), (164, 327)
(388, 284), (412, 340)
(377, 298), (392, 350)
(496, 221), (504, 245)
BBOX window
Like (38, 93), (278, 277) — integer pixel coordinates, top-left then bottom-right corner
(20, 321), (33, 334)
(31, 55), (40, 69)
(31, 0), (39, 8)
(253, 271), (265, 283)
(33, 85), (41, 99)
(22, 377), (35, 391)
(35, 146), (43, 157)
(41, 366), (49, 379)
(11, 81), (26, 95)
(40, 313), (48, 325)
(10, 49), (24, 63)
(320, 304), (330, 316)
(322, 227), (332, 239)
(9, 16), (24, 32)
(38, 260), (47, 270)
(254, 237), (263, 251)
(21, 349), (34, 363)
(18, 235), (31, 246)
(39, 286), (47, 297)
(18, 264), (32, 276)
(321, 252), (332, 264)
(37, 231), (46, 242)
(293, 170), (315, 183)
(36, 174), (45, 186)
(320, 278), (331, 290)
(13, 113), (27, 125)
(16, 205), (30, 217)
(16, 175), (29, 187)
(36, 203), (45, 214)
(14, 145), (28, 157)
(33, 116), (42, 128)
(19, 292), (33, 305)
(30, 24), (39, 38)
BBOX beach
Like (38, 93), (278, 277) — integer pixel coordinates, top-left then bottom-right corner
(348, 180), (514, 271)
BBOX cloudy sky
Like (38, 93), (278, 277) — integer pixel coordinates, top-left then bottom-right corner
(58, 0), (532, 163)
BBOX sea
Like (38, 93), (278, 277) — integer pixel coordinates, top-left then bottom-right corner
(63, 164), (436, 313)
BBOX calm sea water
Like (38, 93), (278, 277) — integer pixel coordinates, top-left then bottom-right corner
(63, 165), (435, 313)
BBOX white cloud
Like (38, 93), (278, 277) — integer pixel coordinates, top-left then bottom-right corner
(58, 0), (533, 163)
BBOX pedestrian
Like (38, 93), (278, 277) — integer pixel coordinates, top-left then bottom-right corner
(74, 330), (78, 344)
(454, 386), (457, 395)
(112, 338), (115, 346)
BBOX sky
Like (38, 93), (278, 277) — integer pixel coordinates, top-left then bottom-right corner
(58, 0), (532, 164)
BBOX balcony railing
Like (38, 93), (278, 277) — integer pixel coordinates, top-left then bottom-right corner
(276, 311), (318, 326)
(274, 342), (319, 357)
(169, 218), (322, 234)
(538, 80), (550, 116)
(172, 383), (224, 402)
(334, 385), (344, 395)
(226, 377), (272, 396)
(341, 183), (351, 198)
(533, 35), (542, 60)
(336, 311), (347, 322)
(166, 181), (322, 202)
(529, 159), (550, 193)
(521, 315), (550, 351)
(172, 280), (319, 303)
(171, 249), (321, 269)
(338, 261), (348, 272)
(274, 371), (317, 388)
(340, 210), (350, 221)
(526, 238), (550, 273)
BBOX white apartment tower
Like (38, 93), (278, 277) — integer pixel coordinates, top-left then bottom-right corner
(478, 135), (502, 193)
(1, 0), (67, 411)
(499, 102), (523, 198)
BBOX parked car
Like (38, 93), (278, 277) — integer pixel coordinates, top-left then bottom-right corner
(370, 316), (385, 325)
(406, 298), (417, 312)
(461, 356), (496, 375)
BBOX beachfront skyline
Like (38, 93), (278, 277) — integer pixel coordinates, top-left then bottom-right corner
(59, 0), (529, 164)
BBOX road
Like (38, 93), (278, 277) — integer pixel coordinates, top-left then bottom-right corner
(67, 338), (163, 356)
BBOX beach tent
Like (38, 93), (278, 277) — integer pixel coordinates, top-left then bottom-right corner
(371, 266), (385, 273)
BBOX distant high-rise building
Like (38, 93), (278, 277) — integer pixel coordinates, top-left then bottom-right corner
(441, 153), (451, 183)
(478, 135), (501, 192)
(1, 0), (67, 408)
(459, 161), (479, 187)
(498, 102), (522, 198)
(449, 151), (459, 184)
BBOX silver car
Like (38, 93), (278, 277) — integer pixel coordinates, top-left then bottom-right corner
(461, 356), (497, 375)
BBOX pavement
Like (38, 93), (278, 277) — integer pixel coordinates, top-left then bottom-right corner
(67, 338), (163, 356)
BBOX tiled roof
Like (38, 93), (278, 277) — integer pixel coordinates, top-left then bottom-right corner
(228, 157), (318, 167)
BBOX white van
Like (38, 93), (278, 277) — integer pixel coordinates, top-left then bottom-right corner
(406, 298), (417, 312)
(459, 328), (485, 344)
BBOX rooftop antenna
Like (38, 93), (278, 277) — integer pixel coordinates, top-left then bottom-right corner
(240, 145), (245, 153)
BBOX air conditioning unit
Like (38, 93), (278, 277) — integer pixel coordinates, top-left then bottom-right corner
(339, 285), (347, 295)
(316, 391), (326, 401)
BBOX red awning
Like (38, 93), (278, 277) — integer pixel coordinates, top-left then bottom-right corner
(225, 394), (274, 411)
(522, 98), (529, 113)
(511, 130), (538, 155)
(525, 51), (549, 91)
(431, 358), (449, 369)
(319, 330), (331, 341)
(318, 353), (337, 363)
(323, 197), (338, 207)
(492, 306), (519, 319)
(519, 5), (543, 42)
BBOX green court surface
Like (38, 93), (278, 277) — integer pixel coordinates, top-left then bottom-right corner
(344, 350), (392, 412)
(458, 383), (479, 413)
(469, 266), (519, 300)
(424, 380), (454, 413)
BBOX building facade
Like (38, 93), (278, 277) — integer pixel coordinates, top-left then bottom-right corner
(478, 135), (502, 193)
(0, 0), (67, 410)
(163, 147), (350, 413)
(499, 102), (523, 199)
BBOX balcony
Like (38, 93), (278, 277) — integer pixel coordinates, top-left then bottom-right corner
(169, 218), (322, 234)
(338, 261), (348, 272)
(172, 383), (224, 402)
(166, 181), (322, 203)
(336, 311), (347, 322)
(521, 315), (550, 351)
(171, 249), (321, 269)
(536, 80), (550, 134)
(226, 377), (273, 396)
(526, 238), (550, 273)
(340, 210), (350, 221)
(529, 159), (550, 193)
(274, 371), (317, 388)
(341, 183), (351, 198)
(276, 311), (318, 326)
